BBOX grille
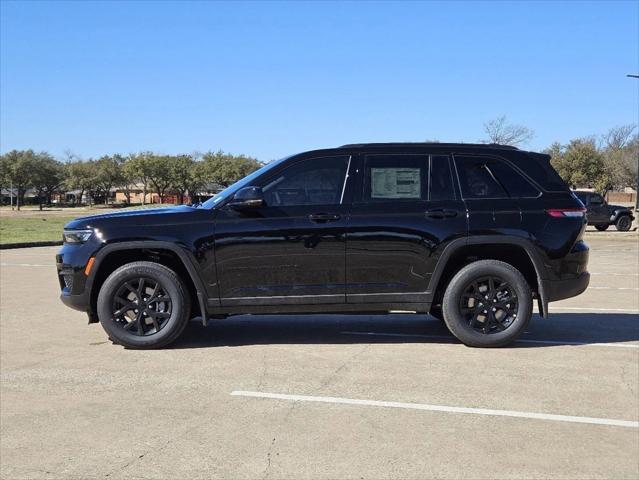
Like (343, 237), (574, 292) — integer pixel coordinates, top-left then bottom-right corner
(63, 274), (74, 290)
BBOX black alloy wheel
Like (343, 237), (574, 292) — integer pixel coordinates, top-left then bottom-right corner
(97, 261), (191, 349)
(459, 276), (518, 334)
(112, 277), (172, 336)
(442, 259), (532, 348)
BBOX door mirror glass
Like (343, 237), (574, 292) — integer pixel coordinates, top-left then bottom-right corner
(229, 186), (264, 209)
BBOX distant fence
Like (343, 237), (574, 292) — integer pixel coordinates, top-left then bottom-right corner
(606, 192), (636, 204)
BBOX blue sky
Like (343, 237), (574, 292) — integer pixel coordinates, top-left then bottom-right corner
(1, 1), (637, 162)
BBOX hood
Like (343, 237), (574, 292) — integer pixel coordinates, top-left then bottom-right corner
(64, 205), (198, 230)
(608, 204), (633, 212)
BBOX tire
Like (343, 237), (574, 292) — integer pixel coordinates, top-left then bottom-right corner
(615, 215), (632, 232)
(97, 261), (191, 349)
(595, 224), (609, 231)
(442, 260), (533, 348)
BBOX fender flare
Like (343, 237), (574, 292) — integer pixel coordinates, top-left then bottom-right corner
(86, 241), (209, 323)
(427, 235), (549, 317)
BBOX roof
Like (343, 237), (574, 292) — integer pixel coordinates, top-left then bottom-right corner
(339, 142), (519, 151)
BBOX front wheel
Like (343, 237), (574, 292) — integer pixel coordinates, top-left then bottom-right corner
(615, 215), (632, 232)
(442, 260), (532, 348)
(97, 261), (191, 349)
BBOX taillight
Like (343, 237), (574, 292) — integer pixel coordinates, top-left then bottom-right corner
(546, 208), (586, 218)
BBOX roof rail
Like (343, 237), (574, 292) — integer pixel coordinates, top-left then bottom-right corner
(339, 142), (519, 150)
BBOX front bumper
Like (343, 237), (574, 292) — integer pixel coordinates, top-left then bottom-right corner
(60, 291), (90, 311)
(545, 272), (590, 302)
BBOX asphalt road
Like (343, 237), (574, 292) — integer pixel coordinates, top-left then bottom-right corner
(1, 233), (638, 479)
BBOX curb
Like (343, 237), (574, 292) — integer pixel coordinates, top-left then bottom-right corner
(0, 241), (63, 250)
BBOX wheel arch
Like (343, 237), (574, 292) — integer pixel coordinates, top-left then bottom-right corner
(428, 236), (548, 317)
(87, 241), (208, 324)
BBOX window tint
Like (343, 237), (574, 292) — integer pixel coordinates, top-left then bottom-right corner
(456, 156), (540, 199)
(485, 160), (540, 198)
(429, 155), (455, 201)
(364, 154), (428, 201)
(574, 192), (589, 204)
(261, 156), (349, 206)
(523, 153), (569, 192)
(456, 156), (507, 198)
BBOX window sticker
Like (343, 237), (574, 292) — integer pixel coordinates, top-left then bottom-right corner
(371, 168), (421, 199)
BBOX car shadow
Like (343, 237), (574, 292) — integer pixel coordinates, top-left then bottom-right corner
(169, 312), (639, 349)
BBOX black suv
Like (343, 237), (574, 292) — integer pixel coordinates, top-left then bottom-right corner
(57, 143), (590, 349)
(573, 190), (635, 232)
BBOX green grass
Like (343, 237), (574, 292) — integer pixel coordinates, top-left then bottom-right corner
(0, 214), (79, 244)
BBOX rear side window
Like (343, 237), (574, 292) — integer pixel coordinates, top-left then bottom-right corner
(486, 160), (540, 198)
(455, 156), (539, 199)
(522, 153), (569, 192)
(364, 154), (428, 201)
(455, 156), (507, 198)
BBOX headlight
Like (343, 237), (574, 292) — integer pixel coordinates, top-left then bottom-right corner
(63, 229), (93, 244)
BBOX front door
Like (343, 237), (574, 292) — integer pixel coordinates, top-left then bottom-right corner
(214, 154), (353, 306)
(346, 152), (467, 304)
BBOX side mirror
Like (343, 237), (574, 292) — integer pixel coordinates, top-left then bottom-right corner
(229, 186), (264, 209)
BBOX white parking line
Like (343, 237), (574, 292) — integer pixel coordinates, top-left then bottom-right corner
(548, 306), (639, 313)
(0, 263), (53, 267)
(588, 286), (639, 291)
(590, 273), (639, 276)
(231, 391), (639, 429)
(340, 331), (639, 349)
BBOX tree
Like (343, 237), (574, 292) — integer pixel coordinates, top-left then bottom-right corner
(125, 152), (154, 204)
(169, 155), (207, 204)
(601, 125), (638, 191)
(64, 160), (98, 206)
(201, 150), (262, 187)
(31, 153), (64, 210)
(147, 154), (174, 204)
(93, 155), (124, 205)
(483, 116), (534, 147)
(549, 138), (611, 193)
(0, 150), (37, 210)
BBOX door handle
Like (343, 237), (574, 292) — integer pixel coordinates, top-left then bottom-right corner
(426, 209), (458, 219)
(309, 213), (341, 223)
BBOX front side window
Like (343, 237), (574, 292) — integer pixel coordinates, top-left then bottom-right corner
(261, 155), (349, 207)
(590, 194), (604, 205)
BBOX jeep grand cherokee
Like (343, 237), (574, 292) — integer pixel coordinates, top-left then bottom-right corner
(57, 143), (589, 348)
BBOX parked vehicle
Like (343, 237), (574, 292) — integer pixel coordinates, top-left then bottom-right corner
(57, 143), (590, 349)
(573, 190), (635, 231)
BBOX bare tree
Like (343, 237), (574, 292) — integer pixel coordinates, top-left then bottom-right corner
(602, 124), (636, 150)
(483, 116), (534, 147)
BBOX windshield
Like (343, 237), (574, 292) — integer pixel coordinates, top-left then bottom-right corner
(200, 156), (289, 209)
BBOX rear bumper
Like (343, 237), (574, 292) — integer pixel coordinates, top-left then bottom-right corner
(545, 272), (590, 302)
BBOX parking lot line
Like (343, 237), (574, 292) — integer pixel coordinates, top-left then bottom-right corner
(230, 391), (639, 428)
(588, 286), (639, 291)
(590, 272), (639, 276)
(340, 331), (639, 349)
(0, 263), (53, 267)
(549, 306), (639, 313)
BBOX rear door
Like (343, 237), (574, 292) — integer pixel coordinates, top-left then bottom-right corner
(346, 152), (466, 304)
(453, 154), (541, 234)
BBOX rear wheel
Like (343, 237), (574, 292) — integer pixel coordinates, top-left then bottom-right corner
(595, 224), (609, 231)
(442, 260), (532, 347)
(97, 261), (191, 349)
(615, 215), (632, 232)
